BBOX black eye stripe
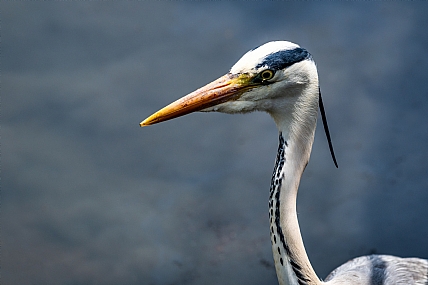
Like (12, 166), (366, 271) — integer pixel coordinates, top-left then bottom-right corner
(255, 48), (311, 71)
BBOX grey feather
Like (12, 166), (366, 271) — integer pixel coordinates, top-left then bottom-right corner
(324, 255), (428, 285)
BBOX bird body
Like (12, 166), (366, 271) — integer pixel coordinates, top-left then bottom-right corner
(141, 41), (428, 284)
(325, 255), (428, 285)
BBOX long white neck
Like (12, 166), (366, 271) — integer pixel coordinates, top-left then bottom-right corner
(268, 83), (322, 285)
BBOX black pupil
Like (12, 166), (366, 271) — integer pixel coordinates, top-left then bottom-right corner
(262, 71), (271, 79)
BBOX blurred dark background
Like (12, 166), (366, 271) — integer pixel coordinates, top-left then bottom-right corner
(2, 2), (428, 285)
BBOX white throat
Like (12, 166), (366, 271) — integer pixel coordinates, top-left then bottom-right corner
(268, 80), (321, 285)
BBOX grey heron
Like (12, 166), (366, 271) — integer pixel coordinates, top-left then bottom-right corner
(140, 41), (428, 285)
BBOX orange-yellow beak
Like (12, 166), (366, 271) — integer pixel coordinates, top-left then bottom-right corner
(140, 73), (254, 126)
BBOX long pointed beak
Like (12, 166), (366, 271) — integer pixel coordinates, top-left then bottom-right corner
(140, 73), (252, 126)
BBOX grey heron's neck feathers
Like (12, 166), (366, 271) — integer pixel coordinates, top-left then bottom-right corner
(271, 81), (319, 177)
(269, 88), (321, 285)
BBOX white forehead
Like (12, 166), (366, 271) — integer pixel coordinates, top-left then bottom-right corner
(230, 41), (300, 74)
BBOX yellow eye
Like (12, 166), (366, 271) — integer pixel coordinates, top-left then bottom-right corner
(260, 69), (275, 81)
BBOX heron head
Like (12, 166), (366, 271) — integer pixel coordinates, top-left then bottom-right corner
(140, 41), (318, 126)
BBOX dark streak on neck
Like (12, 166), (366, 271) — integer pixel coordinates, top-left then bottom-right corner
(269, 132), (311, 285)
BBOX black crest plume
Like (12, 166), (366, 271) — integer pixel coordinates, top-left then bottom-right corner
(319, 89), (338, 168)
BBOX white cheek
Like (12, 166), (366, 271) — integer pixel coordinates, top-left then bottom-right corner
(238, 87), (268, 101)
(201, 101), (258, 114)
(261, 79), (295, 99)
